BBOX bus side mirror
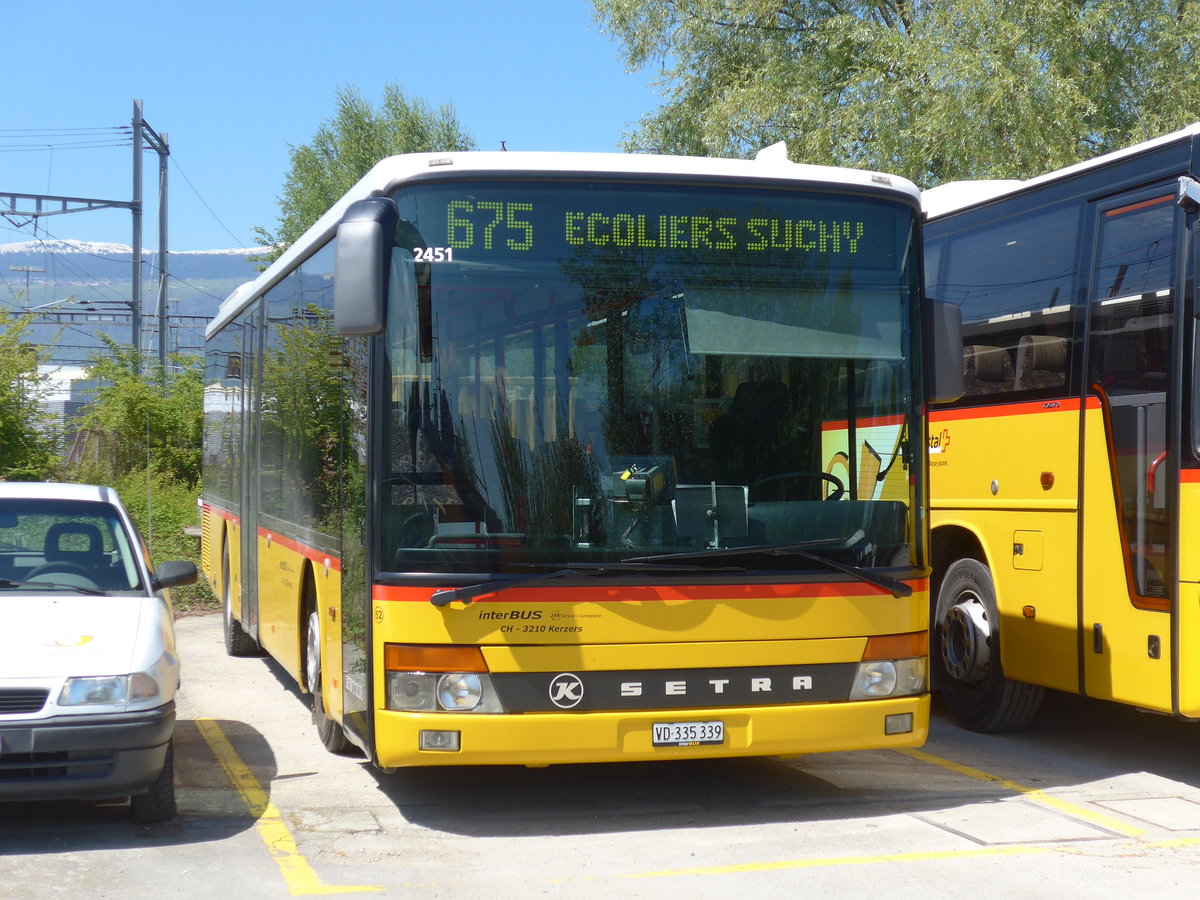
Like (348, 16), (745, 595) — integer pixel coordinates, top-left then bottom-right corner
(334, 197), (400, 336)
(926, 299), (964, 404)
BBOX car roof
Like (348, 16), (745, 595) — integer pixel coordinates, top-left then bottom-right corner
(0, 482), (121, 505)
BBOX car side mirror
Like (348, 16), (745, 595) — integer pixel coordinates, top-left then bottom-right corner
(153, 561), (198, 591)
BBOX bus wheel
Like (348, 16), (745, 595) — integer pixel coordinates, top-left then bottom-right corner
(934, 558), (1043, 733)
(305, 608), (351, 754)
(222, 544), (259, 657)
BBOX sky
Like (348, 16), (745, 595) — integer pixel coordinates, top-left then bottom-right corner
(2, 1), (661, 252)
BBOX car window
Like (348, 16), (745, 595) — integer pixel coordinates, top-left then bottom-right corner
(0, 499), (144, 594)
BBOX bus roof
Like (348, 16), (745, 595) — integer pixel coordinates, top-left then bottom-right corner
(207, 147), (919, 338)
(922, 121), (1200, 221)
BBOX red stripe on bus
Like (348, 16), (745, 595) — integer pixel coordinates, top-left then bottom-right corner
(1181, 470), (1200, 484)
(821, 414), (907, 431)
(929, 396), (1097, 422)
(374, 579), (927, 603)
(258, 527), (343, 573)
(201, 501), (240, 526)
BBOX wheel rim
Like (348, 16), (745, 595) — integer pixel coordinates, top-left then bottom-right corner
(306, 611), (321, 695)
(940, 591), (991, 685)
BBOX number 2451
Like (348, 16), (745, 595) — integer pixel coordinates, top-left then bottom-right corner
(412, 246), (453, 263)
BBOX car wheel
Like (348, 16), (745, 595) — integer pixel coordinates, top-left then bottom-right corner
(306, 607), (351, 754)
(131, 739), (177, 823)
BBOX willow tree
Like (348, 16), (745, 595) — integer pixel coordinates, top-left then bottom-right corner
(594, 0), (1200, 184)
(0, 309), (56, 480)
(254, 83), (476, 261)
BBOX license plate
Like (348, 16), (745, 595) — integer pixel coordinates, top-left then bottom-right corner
(652, 720), (724, 746)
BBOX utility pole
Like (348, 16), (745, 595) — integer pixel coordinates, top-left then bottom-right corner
(9, 265), (45, 300)
(132, 100), (170, 376)
(1, 100), (168, 373)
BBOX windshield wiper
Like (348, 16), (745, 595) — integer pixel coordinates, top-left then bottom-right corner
(625, 536), (912, 599)
(430, 559), (747, 607)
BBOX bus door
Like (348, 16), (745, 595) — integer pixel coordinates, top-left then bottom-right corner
(1080, 186), (1178, 708)
(238, 304), (262, 641)
(338, 333), (373, 751)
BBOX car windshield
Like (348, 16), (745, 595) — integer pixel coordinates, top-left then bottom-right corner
(0, 499), (144, 594)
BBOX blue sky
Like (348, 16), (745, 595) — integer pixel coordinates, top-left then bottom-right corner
(2, 1), (660, 251)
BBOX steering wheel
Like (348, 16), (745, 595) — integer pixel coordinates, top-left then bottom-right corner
(753, 471), (846, 501)
(23, 561), (100, 589)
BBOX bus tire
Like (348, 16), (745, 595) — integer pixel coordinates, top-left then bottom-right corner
(306, 607), (352, 754)
(222, 543), (260, 658)
(934, 558), (1044, 733)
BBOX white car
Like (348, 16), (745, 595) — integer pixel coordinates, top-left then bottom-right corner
(0, 482), (196, 823)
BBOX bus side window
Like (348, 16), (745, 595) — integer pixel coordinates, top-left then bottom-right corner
(930, 201), (1079, 404)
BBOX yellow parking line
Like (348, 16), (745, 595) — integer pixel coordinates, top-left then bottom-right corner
(617, 845), (1048, 880)
(195, 718), (382, 896)
(898, 747), (1146, 837)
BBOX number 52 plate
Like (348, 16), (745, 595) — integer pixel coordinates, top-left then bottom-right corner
(652, 720), (724, 746)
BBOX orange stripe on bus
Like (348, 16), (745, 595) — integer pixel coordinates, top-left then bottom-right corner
(1105, 194), (1173, 217)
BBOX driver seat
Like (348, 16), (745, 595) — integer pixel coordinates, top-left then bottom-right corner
(708, 381), (794, 498)
(44, 523), (105, 568)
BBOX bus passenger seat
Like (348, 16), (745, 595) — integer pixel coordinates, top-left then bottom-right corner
(1014, 335), (1067, 391)
(962, 345), (1013, 395)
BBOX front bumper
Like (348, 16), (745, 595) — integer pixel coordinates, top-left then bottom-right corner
(373, 694), (929, 768)
(0, 702), (175, 802)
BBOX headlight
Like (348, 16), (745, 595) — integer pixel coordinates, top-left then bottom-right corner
(385, 671), (504, 713)
(848, 658), (926, 700)
(437, 673), (483, 710)
(58, 673), (160, 707)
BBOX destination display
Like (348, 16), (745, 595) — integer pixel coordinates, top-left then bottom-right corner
(395, 180), (905, 268)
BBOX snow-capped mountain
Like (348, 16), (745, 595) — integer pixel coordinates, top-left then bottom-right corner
(1, 239), (264, 363)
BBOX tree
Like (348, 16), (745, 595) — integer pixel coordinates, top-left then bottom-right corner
(0, 308), (57, 480)
(77, 336), (203, 487)
(254, 83), (476, 261)
(593, 0), (1200, 184)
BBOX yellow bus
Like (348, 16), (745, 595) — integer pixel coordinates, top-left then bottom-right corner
(201, 147), (960, 767)
(924, 123), (1200, 731)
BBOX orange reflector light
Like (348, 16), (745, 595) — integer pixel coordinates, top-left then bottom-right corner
(384, 644), (487, 673)
(1022, 605), (1037, 619)
(1041, 471), (1055, 490)
(862, 631), (928, 661)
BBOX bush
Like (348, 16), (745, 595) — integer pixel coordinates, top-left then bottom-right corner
(103, 469), (216, 615)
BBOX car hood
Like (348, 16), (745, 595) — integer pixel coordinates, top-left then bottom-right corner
(0, 595), (145, 679)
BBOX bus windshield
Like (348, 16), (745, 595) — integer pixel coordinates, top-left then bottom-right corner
(383, 178), (919, 574)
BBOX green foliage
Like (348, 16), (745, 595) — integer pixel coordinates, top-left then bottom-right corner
(593, 0), (1200, 185)
(107, 468), (215, 614)
(77, 336), (203, 487)
(254, 83), (476, 263)
(0, 308), (58, 480)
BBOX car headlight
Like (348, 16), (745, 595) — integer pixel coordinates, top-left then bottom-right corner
(58, 673), (160, 707)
